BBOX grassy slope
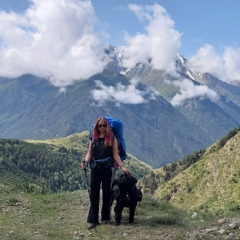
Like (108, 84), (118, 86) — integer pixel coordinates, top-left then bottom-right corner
(155, 132), (240, 213)
(26, 131), (90, 151)
(26, 132), (154, 180)
(2, 184), (239, 240)
(1, 132), (240, 239)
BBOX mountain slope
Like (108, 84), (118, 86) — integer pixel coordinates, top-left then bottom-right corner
(176, 97), (240, 141)
(154, 129), (240, 212)
(122, 57), (240, 142)
(0, 72), (213, 168)
(187, 72), (240, 107)
(0, 135), (153, 192)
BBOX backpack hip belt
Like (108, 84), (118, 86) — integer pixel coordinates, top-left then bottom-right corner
(90, 157), (113, 169)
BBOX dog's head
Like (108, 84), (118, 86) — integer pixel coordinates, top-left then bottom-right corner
(117, 173), (137, 191)
(112, 173), (143, 203)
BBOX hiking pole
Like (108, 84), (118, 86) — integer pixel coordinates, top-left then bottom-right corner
(82, 161), (97, 232)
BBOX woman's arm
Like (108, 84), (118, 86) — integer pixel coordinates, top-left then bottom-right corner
(113, 138), (130, 174)
(81, 141), (92, 168)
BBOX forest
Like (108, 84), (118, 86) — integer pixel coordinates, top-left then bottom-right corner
(0, 138), (86, 193)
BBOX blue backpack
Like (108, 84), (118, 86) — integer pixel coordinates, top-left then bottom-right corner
(89, 116), (127, 161)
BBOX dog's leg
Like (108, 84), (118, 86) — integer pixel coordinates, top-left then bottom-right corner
(129, 204), (137, 223)
(128, 186), (138, 223)
(114, 201), (124, 226)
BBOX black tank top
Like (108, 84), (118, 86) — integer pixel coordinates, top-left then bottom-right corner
(92, 137), (113, 160)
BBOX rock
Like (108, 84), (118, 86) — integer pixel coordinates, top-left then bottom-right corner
(191, 212), (198, 218)
(218, 229), (225, 234)
(228, 223), (237, 229)
(205, 227), (217, 233)
(218, 218), (226, 224)
(228, 232), (235, 238)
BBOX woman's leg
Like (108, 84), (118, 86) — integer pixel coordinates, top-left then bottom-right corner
(87, 168), (101, 224)
(101, 167), (113, 221)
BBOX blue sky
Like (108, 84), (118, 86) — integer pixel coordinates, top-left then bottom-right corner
(92, 0), (240, 58)
(0, 0), (240, 91)
(1, 0), (239, 58)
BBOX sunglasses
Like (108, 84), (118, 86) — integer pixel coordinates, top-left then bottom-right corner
(98, 124), (107, 128)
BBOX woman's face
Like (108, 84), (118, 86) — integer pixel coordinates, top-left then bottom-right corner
(97, 120), (107, 133)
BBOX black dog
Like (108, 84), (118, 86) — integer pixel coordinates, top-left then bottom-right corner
(111, 173), (143, 226)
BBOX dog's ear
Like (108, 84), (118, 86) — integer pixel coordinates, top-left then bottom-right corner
(136, 188), (143, 202)
(131, 176), (138, 185)
(112, 184), (120, 200)
(112, 179), (118, 185)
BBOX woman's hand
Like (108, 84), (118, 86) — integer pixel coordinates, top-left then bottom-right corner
(81, 161), (88, 169)
(121, 165), (131, 175)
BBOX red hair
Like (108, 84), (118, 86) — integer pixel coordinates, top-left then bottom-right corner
(93, 116), (113, 146)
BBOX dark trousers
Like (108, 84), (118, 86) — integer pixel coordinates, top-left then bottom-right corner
(87, 166), (113, 224)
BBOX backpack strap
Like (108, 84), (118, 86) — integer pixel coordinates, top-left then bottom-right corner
(95, 157), (112, 163)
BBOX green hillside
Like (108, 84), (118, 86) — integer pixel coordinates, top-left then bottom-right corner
(26, 131), (90, 153)
(153, 128), (240, 214)
(1, 131), (240, 239)
(0, 133), (153, 193)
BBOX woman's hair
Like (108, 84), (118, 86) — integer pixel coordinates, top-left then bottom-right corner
(93, 116), (113, 146)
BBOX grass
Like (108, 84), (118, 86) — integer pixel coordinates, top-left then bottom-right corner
(0, 184), (239, 240)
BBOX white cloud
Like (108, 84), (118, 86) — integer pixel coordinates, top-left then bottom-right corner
(188, 44), (240, 83)
(0, 0), (109, 86)
(223, 47), (240, 81)
(0, 1), (183, 90)
(170, 78), (219, 106)
(91, 78), (158, 105)
(119, 3), (182, 76)
(1, 0), (240, 99)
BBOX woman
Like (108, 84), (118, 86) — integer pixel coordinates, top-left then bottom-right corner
(81, 116), (130, 230)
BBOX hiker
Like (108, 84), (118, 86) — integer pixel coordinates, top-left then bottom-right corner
(81, 116), (130, 230)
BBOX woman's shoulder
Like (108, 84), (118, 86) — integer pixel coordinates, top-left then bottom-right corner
(113, 136), (118, 143)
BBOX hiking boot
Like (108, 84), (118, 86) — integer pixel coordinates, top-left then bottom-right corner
(87, 223), (97, 230)
(101, 220), (110, 224)
(115, 221), (121, 226)
(129, 220), (137, 224)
